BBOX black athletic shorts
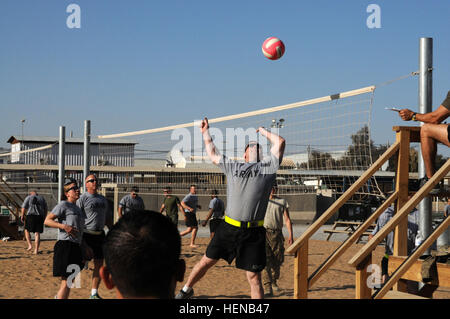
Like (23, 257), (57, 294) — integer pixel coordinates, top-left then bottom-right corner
(83, 231), (105, 260)
(53, 240), (84, 278)
(381, 256), (389, 276)
(24, 215), (44, 233)
(209, 219), (223, 233)
(205, 221), (266, 272)
(185, 211), (198, 227)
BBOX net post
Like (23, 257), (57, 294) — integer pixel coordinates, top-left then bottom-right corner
(83, 120), (91, 191)
(58, 126), (65, 203)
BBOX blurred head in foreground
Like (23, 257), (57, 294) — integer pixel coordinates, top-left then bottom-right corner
(100, 210), (185, 299)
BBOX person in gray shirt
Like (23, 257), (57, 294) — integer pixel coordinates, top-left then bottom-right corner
(201, 189), (225, 239)
(118, 186), (145, 218)
(76, 174), (109, 299)
(21, 191), (48, 254)
(369, 204), (419, 285)
(44, 179), (87, 299)
(176, 117), (285, 299)
(180, 185), (201, 248)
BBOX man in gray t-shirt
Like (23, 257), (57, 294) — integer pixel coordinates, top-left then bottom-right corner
(180, 185), (201, 248)
(370, 205), (419, 284)
(20, 191), (48, 254)
(118, 186), (145, 218)
(176, 117), (285, 300)
(51, 200), (85, 245)
(76, 174), (109, 299)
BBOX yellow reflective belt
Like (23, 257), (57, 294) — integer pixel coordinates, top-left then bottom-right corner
(224, 215), (264, 228)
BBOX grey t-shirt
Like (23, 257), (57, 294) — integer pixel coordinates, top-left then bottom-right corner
(209, 197), (225, 219)
(51, 201), (85, 244)
(22, 194), (48, 217)
(372, 206), (419, 255)
(119, 194), (145, 214)
(182, 193), (198, 214)
(445, 204), (450, 217)
(218, 153), (279, 222)
(76, 192), (108, 231)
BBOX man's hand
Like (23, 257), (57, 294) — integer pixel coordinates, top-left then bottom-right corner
(63, 225), (79, 238)
(399, 109), (415, 121)
(200, 117), (210, 134)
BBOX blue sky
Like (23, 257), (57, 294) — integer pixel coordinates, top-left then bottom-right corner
(1, 0), (449, 155)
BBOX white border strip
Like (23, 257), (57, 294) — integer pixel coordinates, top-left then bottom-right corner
(98, 85), (375, 139)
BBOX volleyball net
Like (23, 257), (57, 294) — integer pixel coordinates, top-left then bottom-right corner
(96, 85), (387, 200)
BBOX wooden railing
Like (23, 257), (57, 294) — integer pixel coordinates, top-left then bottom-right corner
(0, 179), (24, 219)
(349, 159), (450, 298)
(286, 126), (449, 299)
(285, 140), (401, 298)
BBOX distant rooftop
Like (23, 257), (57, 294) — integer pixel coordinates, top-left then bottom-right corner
(7, 135), (137, 145)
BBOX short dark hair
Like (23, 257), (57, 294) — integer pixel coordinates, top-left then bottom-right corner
(131, 186), (139, 193)
(103, 210), (181, 298)
(211, 189), (218, 195)
(244, 142), (261, 152)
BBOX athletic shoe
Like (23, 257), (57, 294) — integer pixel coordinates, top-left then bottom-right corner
(175, 288), (194, 299)
(89, 293), (102, 299)
(264, 288), (273, 297)
(272, 282), (280, 292)
(418, 177), (441, 195)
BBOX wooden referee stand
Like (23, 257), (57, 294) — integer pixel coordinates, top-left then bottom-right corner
(286, 126), (450, 299)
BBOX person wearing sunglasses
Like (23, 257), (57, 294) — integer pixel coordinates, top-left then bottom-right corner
(44, 179), (87, 299)
(176, 117), (285, 299)
(76, 174), (110, 299)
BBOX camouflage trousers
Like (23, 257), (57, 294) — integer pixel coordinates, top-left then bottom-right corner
(262, 229), (285, 286)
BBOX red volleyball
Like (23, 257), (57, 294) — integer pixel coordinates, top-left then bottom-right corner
(262, 37), (285, 60)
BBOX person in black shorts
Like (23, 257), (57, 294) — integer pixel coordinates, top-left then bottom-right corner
(21, 191), (48, 254)
(180, 185), (201, 248)
(100, 210), (185, 299)
(76, 174), (109, 299)
(44, 179), (89, 299)
(201, 190), (225, 239)
(176, 117), (285, 299)
(399, 91), (450, 193)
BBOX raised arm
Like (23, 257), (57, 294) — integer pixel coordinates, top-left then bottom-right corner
(200, 117), (221, 165)
(257, 127), (286, 161)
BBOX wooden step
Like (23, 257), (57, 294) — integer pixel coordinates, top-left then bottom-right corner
(389, 256), (450, 287)
(382, 290), (429, 299)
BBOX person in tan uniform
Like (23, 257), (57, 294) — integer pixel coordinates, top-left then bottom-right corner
(262, 184), (293, 297)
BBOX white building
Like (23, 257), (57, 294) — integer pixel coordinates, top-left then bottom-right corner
(6, 135), (136, 183)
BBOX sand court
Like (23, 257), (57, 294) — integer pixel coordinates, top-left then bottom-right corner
(1, 236), (449, 299)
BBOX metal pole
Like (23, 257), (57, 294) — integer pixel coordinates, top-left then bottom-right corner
(83, 120), (91, 191)
(58, 126), (65, 203)
(418, 37), (433, 255)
